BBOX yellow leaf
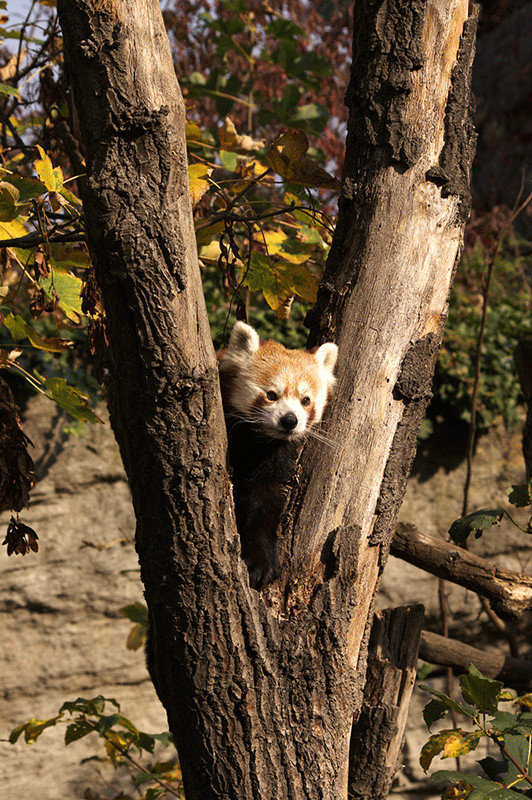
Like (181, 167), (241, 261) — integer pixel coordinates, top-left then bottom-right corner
(442, 784), (471, 800)
(52, 244), (91, 270)
(185, 121), (202, 143)
(126, 623), (147, 651)
(0, 217), (27, 241)
(195, 220), (223, 247)
(198, 239), (222, 266)
(0, 50), (26, 81)
(262, 229), (313, 265)
(219, 117), (264, 153)
(266, 129), (340, 190)
(3, 313), (73, 352)
(34, 145), (64, 193)
(188, 163), (212, 206)
(9, 715), (63, 745)
(231, 157), (270, 193)
(104, 731), (129, 765)
(420, 729), (484, 772)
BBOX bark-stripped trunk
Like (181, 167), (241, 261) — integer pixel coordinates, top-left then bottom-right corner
(57, 1), (477, 798)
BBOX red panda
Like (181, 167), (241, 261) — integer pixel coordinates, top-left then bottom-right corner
(218, 321), (338, 588)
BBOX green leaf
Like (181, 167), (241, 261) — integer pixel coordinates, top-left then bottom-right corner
(39, 263), (84, 322)
(0, 82), (21, 99)
(51, 244), (91, 270)
(219, 149), (238, 171)
(507, 482), (532, 508)
(34, 372), (103, 424)
(448, 508), (504, 545)
(136, 732), (156, 754)
(0, 181), (24, 221)
(515, 712), (532, 733)
(460, 665), (503, 714)
(97, 714), (120, 735)
(65, 719), (94, 745)
(491, 711), (520, 734)
(241, 251), (318, 317)
(432, 771), (526, 799)
(286, 103), (329, 133)
(133, 770), (161, 787)
(290, 51), (332, 78)
(423, 698), (452, 729)
(479, 730), (532, 790)
(151, 731), (173, 747)
(419, 685), (477, 719)
(265, 18), (304, 39)
(60, 695), (114, 716)
(120, 602), (148, 625)
(1, 174), (47, 203)
(185, 121), (202, 143)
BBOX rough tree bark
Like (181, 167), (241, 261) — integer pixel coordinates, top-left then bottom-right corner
(57, 1), (477, 798)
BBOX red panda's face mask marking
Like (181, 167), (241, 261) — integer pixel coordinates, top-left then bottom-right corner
(218, 322), (338, 440)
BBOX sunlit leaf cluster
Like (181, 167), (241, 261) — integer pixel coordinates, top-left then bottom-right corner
(10, 695), (184, 799)
(420, 665), (532, 799)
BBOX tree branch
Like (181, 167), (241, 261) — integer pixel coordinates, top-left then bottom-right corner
(0, 232), (85, 249)
(419, 631), (532, 689)
(392, 522), (532, 617)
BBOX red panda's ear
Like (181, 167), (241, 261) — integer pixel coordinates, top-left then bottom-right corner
(314, 342), (338, 375)
(227, 321), (260, 357)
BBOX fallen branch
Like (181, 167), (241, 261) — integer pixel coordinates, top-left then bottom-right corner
(392, 522), (532, 618)
(419, 630), (532, 689)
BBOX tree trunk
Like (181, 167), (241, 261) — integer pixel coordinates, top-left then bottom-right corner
(57, 1), (477, 798)
(348, 605), (424, 800)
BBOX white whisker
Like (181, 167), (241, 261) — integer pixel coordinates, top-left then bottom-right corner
(307, 426), (337, 448)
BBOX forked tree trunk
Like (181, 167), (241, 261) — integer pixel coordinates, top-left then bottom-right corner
(57, 1), (477, 798)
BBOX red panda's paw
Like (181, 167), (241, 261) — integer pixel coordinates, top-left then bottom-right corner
(244, 545), (280, 590)
(246, 559), (280, 590)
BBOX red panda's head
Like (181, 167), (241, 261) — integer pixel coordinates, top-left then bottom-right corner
(218, 322), (338, 440)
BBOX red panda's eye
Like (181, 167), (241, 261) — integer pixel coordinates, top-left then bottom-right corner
(266, 390), (278, 402)
(301, 396), (311, 407)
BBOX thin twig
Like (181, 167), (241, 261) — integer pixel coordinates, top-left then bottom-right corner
(462, 187), (532, 518)
(488, 731), (532, 789)
(460, 186), (532, 656)
(439, 578), (460, 770)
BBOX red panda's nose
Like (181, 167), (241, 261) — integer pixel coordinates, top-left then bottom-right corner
(279, 412), (298, 432)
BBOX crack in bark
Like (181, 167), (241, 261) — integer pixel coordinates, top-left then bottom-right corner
(425, 5), (479, 222)
(372, 335), (440, 548)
